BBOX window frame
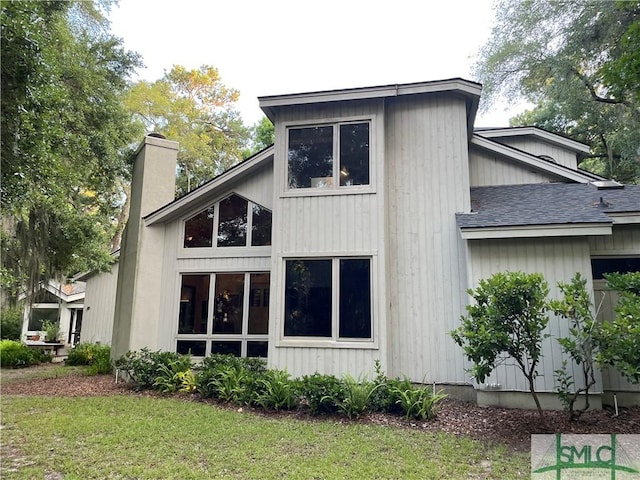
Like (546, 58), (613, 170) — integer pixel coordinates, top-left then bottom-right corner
(179, 193), (272, 257)
(283, 116), (375, 197)
(279, 255), (376, 348)
(174, 271), (270, 358)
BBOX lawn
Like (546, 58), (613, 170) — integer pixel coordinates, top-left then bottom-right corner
(1, 393), (530, 479)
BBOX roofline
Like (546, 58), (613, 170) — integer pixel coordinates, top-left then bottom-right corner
(73, 250), (120, 282)
(259, 78), (482, 132)
(471, 135), (600, 183)
(17, 280), (86, 302)
(145, 145), (274, 226)
(459, 222), (612, 240)
(474, 126), (591, 156)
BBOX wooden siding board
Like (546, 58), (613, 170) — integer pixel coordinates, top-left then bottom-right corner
(469, 147), (556, 186)
(82, 264), (119, 345)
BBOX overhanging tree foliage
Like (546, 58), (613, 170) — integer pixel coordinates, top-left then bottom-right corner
(475, 0), (640, 184)
(1, 0), (142, 298)
(125, 65), (250, 195)
(450, 271), (550, 417)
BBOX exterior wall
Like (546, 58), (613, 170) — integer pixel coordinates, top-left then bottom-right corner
(589, 224), (640, 256)
(465, 236), (599, 395)
(155, 166), (274, 354)
(489, 136), (578, 169)
(385, 94), (471, 384)
(468, 146), (558, 186)
(82, 263), (119, 345)
(269, 99), (387, 379)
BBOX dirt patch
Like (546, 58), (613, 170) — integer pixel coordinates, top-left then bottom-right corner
(2, 364), (639, 453)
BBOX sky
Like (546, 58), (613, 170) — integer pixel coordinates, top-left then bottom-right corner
(108, 0), (527, 127)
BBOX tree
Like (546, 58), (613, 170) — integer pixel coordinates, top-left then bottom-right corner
(248, 117), (275, 155)
(597, 271), (640, 383)
(550, 273), (599, 421)
(475, 0), (640, 184)
(125, 65), (250, 195)
(450, 271), (550, 417)
(1, 0), (142, 298)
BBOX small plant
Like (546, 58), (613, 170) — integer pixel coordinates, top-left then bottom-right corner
(207, 364), (252, 403)
(0, 339), (49, 368)
(255, 369), (298, 411)
(42, 320), (60, 342)
(335, 374), (380, 419)
(115, 349), (191, 389)
(1, 307), (23, 341)
(390, 380), (448, 420)
(176, 369), (198, 394)
(153, 359), (195, 394)
(300, 373), (343, 415)
(66, 343), (112, 374)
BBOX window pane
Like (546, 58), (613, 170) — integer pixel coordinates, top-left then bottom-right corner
(591, 258), (640, 279)
(213, 274), (244, 334)
(177, 340), (206, 356)
(212, 341), (241, 357)
(29, 309), (58, 331)
(251, 204), (272, 246)
(217, 195), (248, 247)
(284, 260), (332, 337)
(288, 126), (333, 188)
(339, 259), (371, 338)
(178, 275), (209, 334)
(248, 273), (270, 334)
(340, 123), (369, 186)
(184, 206), (214, 248)
(247, 341), (268, 358)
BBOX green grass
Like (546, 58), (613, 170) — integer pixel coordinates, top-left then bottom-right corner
(1, 395), (529, 479)
(0, 365), (90, 384)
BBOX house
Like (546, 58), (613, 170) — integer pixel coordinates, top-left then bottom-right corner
(20, 280), (86, 354)
(102, 78), (640, 409)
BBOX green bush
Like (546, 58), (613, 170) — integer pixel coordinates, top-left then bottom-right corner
(0, 307), (23, 341)
(114, 349), (191, 389)
(197, 354), (266, 401)
(66, 343), (112, 375)
(254, 369), (298, 411)
(0, 339), (48, 368)
(153, 359), (196, 394)
(336, 374), (380, 419)
(390, 381), (448, 420)
(300, 373), (343, 415)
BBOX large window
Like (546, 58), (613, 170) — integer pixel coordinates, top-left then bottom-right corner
(183, 194), (271, 249)
(287, 121), (370, 189)
(284, 258), (372, 340)
(176, 272), (270, 357)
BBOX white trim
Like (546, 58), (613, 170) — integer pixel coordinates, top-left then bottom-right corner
(609, 213), (640, 224)
(474, 127), (591, 154)
(470, 135), (596, 183)
(460, 223), (612, 239)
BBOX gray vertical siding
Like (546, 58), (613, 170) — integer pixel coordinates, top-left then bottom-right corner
(469, 147), (557, 186)
(82, 263), (119, 345)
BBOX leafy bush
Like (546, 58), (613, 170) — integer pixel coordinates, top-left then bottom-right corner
(254, 369), (298, 411)
(0, 340), (48, 368)
(66, 343), (112, 374)
(153, 360), (195, 394)
(1, 307), (23, 341)
(300, 373), (343, 415)
(390, 380), (447, 420)
(41, 320), (60, 342)
(204, 364), (257, 404)
(114, 349), (191, 389)
(336, 374), (380, 419)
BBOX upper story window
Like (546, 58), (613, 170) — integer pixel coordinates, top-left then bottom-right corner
(183, 194), (272, 248)
(287, 121), (370, 189)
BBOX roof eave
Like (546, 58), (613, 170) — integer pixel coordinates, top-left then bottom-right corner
(459, 222), (612, 240)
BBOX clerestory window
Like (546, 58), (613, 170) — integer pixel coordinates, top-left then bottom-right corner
(287, 121), (370, 189)
(183, 194), (271, 248)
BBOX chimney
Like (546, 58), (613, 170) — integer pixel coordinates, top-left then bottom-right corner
(111, 135), (178, 359)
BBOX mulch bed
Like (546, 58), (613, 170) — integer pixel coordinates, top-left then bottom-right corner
(3, 364), (639, 453)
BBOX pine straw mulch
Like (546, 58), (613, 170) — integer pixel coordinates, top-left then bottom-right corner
(2, 363), (639, 453)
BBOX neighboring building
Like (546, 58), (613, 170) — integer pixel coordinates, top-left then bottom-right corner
(100, 78), (639, 409)
(20, 280), (85, 346)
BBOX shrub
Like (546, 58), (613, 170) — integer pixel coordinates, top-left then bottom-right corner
(114, 349), (191, 389)
(1, 307), (23, 341)
(204, 364), (257, 404)
(255, 369), (298, 411)
(390, 380), (447, 420)
(66, 343), (112, 374)
(300, 373), (343, 415)
(336, 374), (380, 419)
(0, 340), (47, 368)
(153, 360), (195, 394)
(42, 320), (60, 342)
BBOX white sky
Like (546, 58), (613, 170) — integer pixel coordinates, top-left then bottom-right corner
(108, 0), (527, 127)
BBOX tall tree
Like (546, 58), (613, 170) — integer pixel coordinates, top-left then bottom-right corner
(1, 0), (142, 298)
(125, 65), (250, 195)
(474, 0), (640, 184)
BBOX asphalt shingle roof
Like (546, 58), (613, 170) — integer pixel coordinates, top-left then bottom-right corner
(456, 183), (640, 229)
